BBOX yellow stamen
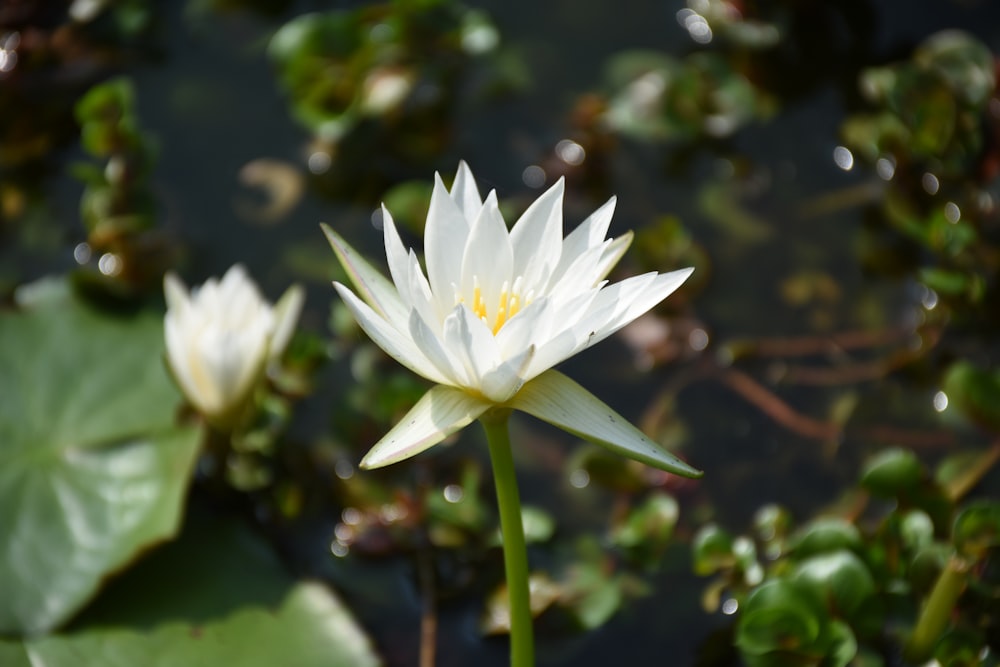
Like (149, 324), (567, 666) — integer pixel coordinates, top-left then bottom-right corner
(463, 275), (530, 335)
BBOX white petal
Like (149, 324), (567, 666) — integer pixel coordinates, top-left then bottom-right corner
(451, 161), (484, 219)
(407, 309), (466, 387)
(322, 223), (408, 325)
(360, 385), (491, 468)
(510, 177), (564, 287)
(461, 191), (512, 319)
(479, 345), (535, 402)
(164, 316), (202, 407)
(405, 249), (443, 326)
(219, 264), (253, 296)
(269, 283), (305, 363)
(553, 196), (616, 281)
(588, 268), (694, 346)
(522, 327), (583, 380)
(198, 324), (268, 413)
(381, 206), (413, 305)
(163, 272), (190, 312)
(442, 304), (501, 391)
(545, 239), (612, 300)
(425, 172), (471, 302)
(509, 370), (702, 477)
(333, 282), (449, 385)
(596, 232), (633, 281)
(493, 296), (551, 358)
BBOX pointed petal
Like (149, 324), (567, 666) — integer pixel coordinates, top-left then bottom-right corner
(322, 223), (408, 324)
(269, 283), (305, 362)
(509, 370), (702, 477)
(451, 161), (484, 219)
(462, 191), (512, 318)
(360, 385), (491, 468)
(405, 249), (443, 326)
(510, 177), (564, 287)
(425, 173), (471, 301)
(588, 268), (693, 346)
(554, 196), (616, 280)
(381, 206), (413, 304)
(334, 282), (450, 385)
(596, 232), (633, 281)
(163, 272), (190, 312)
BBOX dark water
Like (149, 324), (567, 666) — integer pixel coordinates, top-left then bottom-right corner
(5, 0), (1000, 665)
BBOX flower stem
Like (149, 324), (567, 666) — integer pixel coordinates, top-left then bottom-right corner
(480, 409), (534, 667)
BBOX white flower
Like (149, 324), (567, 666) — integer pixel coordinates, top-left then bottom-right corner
(324, 162), (699, 476)
(164, 264), (304, 425)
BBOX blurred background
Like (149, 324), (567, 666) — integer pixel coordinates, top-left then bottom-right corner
(2, 1), (1000, 666)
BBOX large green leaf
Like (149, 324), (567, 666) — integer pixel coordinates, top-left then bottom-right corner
(0, 511), (381, 667)
(12, 583), (378, 667)
(0, 280), (200, 635)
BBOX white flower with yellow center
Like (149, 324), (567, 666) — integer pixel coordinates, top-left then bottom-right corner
(164, 264), (304, 426)
(323, 162), (699, 477)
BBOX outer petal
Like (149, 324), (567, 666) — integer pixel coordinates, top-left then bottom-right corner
(508, 370), (702, 477)
(163, 273), (190, 313)
(322, 223), (408, 325)
(269, 284), (305, 363)
(588, 267), (694, 346)
(333, 282), (450, 385)
(381, 206), (413, 303)
(595, 232), (633, 281)
(163, 315), (201, 407)
(360, 385), (491, 468)
(553, 196), (616, 282)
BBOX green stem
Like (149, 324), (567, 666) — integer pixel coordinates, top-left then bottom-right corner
(481, 409), (534, 667)
(903, 555), (969, 664)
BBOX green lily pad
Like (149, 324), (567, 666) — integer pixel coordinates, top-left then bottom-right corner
(0, 280), (200, 635)
(0, 511), (380, 667)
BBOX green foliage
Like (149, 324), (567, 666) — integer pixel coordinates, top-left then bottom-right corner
(71, 77), (168, 300)
(843, 30), (999, 314)
(0, 512), (379, 666)
(698, 446), (1000, 667)
(942, 361), (1000, 433)
(604, 51), (774, 142)
(0, 279), (200, 634)
(268, 0), (502, 146)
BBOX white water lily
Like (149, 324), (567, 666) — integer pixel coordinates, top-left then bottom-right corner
(164, 264), (304, 425)
(323, 162), (699, 477)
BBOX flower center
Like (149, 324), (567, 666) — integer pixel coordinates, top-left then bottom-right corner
(464, 276), (532, 335)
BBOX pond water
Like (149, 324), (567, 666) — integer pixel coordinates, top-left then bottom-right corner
(3, 0), (1000, 666)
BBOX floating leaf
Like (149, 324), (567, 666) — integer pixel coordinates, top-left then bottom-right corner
(0, 279), (200, 635)
(0, 511), (379, 667)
